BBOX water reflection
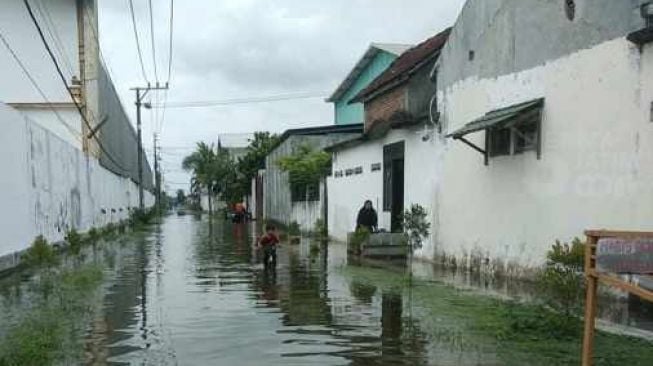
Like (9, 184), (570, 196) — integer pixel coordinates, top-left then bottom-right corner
(82, 216), (436, 365)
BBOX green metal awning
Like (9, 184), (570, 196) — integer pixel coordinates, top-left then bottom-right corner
(447, 98), (544, 139)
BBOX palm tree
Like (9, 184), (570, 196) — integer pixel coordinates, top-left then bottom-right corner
(182, 142), (236, 214)
(183, 142), (218, 213)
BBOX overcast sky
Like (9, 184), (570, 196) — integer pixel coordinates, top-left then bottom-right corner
(97, 0), (465, 193)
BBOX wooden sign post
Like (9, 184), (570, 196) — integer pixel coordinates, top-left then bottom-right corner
(582, 230), (653, 366)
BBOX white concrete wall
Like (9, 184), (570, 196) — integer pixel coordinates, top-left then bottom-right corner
(436, 38), (653, 270)
(0, 0), (85, 149)
(328, 127), (443, 258)
(0, 102), (154, 259)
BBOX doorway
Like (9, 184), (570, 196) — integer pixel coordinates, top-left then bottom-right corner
(383, 141), (405, 233)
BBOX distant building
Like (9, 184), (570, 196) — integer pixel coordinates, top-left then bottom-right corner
(217, 133), (254, 161)
(261, 124), (363, 231)
(327, 43), (411, 126)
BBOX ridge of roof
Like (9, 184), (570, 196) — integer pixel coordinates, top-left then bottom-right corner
(326, 43), (412, 103)
(351, 28), (452, 104)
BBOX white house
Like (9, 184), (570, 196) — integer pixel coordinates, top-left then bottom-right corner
(327, 29), (451, 251)
(329, 0), (653, 276)
(433, 0), (653, 275)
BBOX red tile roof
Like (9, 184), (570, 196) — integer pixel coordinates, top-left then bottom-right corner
(351, 28), (451, 103)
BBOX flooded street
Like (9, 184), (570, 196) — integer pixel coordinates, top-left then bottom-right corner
(89, 215), (440, 365)
(2, 215), (653, 366)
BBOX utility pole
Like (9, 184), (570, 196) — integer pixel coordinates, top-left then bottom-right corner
(132, 82), (168, 210)
(153, 133), (162, 214)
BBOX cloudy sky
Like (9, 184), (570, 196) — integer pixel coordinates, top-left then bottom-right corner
(97, 0), (465, 192)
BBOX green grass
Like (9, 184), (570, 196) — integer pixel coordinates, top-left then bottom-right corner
(342, 265), (653, 366)
(0, 265), (104, 366)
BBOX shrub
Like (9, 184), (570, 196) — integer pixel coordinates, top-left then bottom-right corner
(87, 227), (100, 243)
(65, 229), (82, 255)
(402, 204), (431, 251)
(312, 219), (327, 240)
(287, 221), (301, 236)
(22, 235), (58, 267)
(537, 238), (586, 317)
(349, 227), (370, 255)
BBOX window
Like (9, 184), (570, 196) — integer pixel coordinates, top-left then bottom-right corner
(513, 118), (538, 153)
(487, 111), (541, 157)
(291, 183), (319, 202)
(488, 128), (511, 157)
(354, 166), (363, 175)
(371, 163), (381, 172)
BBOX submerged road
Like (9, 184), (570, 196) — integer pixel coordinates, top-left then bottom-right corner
(3, 215), (652, 365)
(87, 215), (441, 365)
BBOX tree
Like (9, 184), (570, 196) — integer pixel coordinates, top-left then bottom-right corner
(182, 143), (235, 213)
(277, 144), (331, 200)
(175, 189), (186, 205)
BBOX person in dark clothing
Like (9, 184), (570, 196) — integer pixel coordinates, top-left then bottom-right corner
(356, 200), (378, 233)
(258, 224), (279, 268)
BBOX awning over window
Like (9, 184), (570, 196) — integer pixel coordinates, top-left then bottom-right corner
(447, 98), (544, 139)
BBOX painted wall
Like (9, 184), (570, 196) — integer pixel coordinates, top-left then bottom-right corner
(328, 127), (442, 259)
(0, 103), (154, 268)
(264, 133), (360, 230)
(0, 0), (83, 148)
(438, 0), (646, 91)
(436, 38), (653, 272)
(335, 51), (397, 125)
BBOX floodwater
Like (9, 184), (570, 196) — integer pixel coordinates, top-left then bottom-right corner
(85, 216), (443, 365)
(2, 215), (652, 365)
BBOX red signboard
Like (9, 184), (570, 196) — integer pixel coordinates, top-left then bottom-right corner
(596, 237), (653, 274)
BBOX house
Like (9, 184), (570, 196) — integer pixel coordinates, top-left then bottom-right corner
(431, 0), (653, 274)
(327, 43), (411, 125)
(262, 124), (363, 231)
(0, 0), (154, 269)
(327, 29), (451, 243)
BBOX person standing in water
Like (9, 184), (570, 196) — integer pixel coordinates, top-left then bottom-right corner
(258, 224), (279, 268)
(356, 200), (378, 233)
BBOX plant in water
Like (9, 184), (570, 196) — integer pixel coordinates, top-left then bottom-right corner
(21, 235), (58, 267)
(402, 204), (431, 251)
(349, 227), (370, 255)
(312, 218), (327, 240)
(537, 238), (585, 317)
(65, 229), (82, 255)
(287, 221), (301, 237)
(87, 227), (100, 243)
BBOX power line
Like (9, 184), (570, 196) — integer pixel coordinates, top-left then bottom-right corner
(24, 0), (129, 174)
(34, 0), (75, 77)
(166, 0), (174, 83)
(129, 0), (149, 83)
(0, 28), (83, 143)
(152, 92), (328, 109)
(148, 0), (158, 82)
(159, 0), (174, 136)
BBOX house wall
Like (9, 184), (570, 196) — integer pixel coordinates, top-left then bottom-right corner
(0, 103), (154, 270)
(328, 127), (442, 259)
(335, 51), (397, 125)
(438, 0), (646, 91)
(435, 37), (653, 273)
(264, 133), (360, 231)
(364, 86), (407, 131)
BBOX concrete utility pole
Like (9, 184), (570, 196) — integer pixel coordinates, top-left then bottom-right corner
(132, 82), (168, 210)
(153, 133), (162, 214)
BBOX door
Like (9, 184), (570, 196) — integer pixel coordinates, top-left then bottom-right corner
(390, 159), (404, 233)
(383, 141), (405, 233)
